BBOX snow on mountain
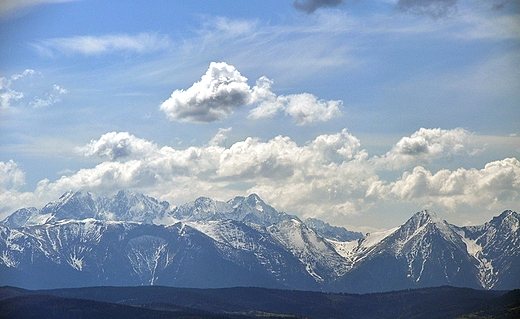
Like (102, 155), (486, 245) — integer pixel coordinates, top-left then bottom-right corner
(170, 196), (230, 222)
(267, 218), (350, 281)
(304, 217), (362, 242)
(0, 191), (518, 293)
(171, 194), (295, 227)
(1, 207), (39, 228)
(98, 190), (170, 223)
(375, 210), (478, 285)
(327, 227), (399, 268)
(456, 210), (520, 290)
(1, 190), (170, 228)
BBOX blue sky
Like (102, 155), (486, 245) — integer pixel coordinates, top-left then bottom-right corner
(1, 0), (519, 231)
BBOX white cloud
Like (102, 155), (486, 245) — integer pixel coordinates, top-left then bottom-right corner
(389, 157), (520, 210)
(34, 33), (170, 56)
(160, 62), (254, 123)
(161, 62), (343, 124)
(248, 75), (342, 125)
(207, 17), (258, 37)
(373, 127), (477, 169)
(209, 127), (232, 147)
(0, 160), (38, 220)
(78, 132), (158, 161)
(0, 160), (26, 189)
(0, 69), (67, 109)
(1, 128), (518, 224)
(0, 79), (24, 109)
(29, 84), (68, 108)
(0, 70), (33, 109)
(277, 93), (342, 125)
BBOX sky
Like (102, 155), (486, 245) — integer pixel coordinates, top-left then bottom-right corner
(0, 0), (519, 232)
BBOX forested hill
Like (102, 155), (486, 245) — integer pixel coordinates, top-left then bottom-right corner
(1, 285), (519, 319)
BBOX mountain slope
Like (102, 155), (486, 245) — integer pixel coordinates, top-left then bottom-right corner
(1, 190), (170, 228)
(0, 191), (518, 293)
(333, 211), (484, 293)
(456, 210), (520, 290)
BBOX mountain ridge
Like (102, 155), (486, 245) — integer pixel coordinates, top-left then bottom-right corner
(0, 190), (518, 293)
(1, 285), (518, 319)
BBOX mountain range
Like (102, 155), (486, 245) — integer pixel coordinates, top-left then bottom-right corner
(0, 190), (518, 293)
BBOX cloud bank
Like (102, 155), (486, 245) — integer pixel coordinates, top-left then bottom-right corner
(160, 62), (342, 125)
(2, 128), (518, 224)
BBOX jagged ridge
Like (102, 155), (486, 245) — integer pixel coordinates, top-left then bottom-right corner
(0, 191), (518, 293)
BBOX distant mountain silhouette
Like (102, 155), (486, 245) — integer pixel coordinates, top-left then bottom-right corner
(0, 285), (518, 319)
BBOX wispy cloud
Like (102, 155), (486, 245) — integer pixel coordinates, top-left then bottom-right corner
(33, 33), (171, 56)
(0, 69), (67, 109)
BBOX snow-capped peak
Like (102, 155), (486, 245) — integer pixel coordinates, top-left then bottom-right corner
(170, 194), (294, 227)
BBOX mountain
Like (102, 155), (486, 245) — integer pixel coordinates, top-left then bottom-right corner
(304, 217), (362, 241)
(332, 210), (483, 293)
(0, 191), (518, 293)
(171, 194), (295, 226)
(454, 210), (520, 290)
(1, 190), (170, 228)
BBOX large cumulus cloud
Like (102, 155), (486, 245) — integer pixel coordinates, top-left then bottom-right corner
(373, 127), (477, 170)
(2, 127), (518, 222)
(160, 62), (342, 125)
(160, 62), (253, 122)
(389, 158), (520, 210)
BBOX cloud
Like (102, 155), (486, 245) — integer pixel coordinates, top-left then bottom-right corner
(29, 84), (68, 108)
(389, 158), (520, 210)
(2, 128), (518, 223)
(160, 62), (253, 123)
(373, 128), (477, 169)
(209, 127), (232, 147)
(17, 129), (371, 217)
(78, 132), (158, 161)
(396, 0), (458, 18)
(279, 94), (342, 125)
(293, 0), (343, 14)
(0, 160), (26, 189)
(0, 160), (38, 220)
(161, 62), (343, 124)
(1, 69), (33, 109)
(34, 33), (170, 56)
(0, 69), (67, 109)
